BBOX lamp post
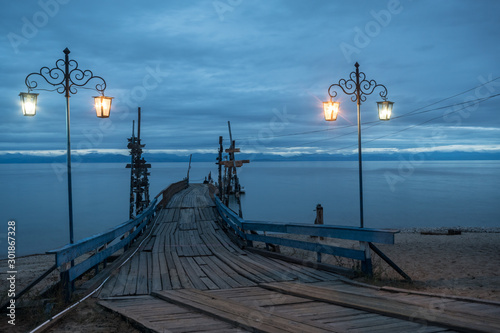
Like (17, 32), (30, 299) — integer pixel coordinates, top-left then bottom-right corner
(324, 62), (394, 228)
(19, 48), (113, 244)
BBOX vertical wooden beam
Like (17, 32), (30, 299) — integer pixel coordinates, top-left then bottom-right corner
(315, 204), (324, 241)
(315, 204), (324, 225)
(137, 107), (141, 141)
(187, 154), (192, 182)
(60, 261), (72, 302)
(218, 136), (223, 200)
(359, 241), (373, 276)
(129, 121), (135, 219)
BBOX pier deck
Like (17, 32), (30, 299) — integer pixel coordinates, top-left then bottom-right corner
(97, 184), (500, 333)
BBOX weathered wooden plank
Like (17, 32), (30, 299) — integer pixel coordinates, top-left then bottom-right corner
(237, 253), (296, 282)
(163, 245), (181, 290)
(254, 256), (321, 283)
(207, 255), (256, 287)
(209, 250), (270, 284)
(181, 256), (211, 290)
(170, 246), (194, 289)
(153, 289), (336, 333)
(135, 252), (149, 295)
(99, 296), (244, 333)
(97, 267), (119, 298)
(122, 255), (140, 296)
(196, 258), (235, 289)
(140, 235), (155, 252)
(212, 228), (246, 254)
(200, 256), (247, 288)
(269, 259), (339, 282)
(210, 289), (311, 308)
(108, 261), (132, 297)
(260, 282), (500, 333)
(151, 250), (162, 292)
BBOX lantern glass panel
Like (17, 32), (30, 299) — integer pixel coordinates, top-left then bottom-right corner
(377, 101), (394, 121)
(19, 92), (39, 116)
(94, 96), (113, 118)
(323, 101), (340, 121)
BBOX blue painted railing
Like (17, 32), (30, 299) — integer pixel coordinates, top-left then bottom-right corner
(215, 196), (399, 275)
(47, 198), (158, 283)
(48, 179), (188, 290)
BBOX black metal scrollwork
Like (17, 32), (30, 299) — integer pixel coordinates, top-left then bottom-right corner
(25, 48), (106, 96)
(327, 62), (388, 104)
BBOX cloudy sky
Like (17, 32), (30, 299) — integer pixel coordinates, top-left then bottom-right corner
(1, 0), (499, 159)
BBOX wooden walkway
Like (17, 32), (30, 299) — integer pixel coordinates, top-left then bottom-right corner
(98, 184), (500, 333)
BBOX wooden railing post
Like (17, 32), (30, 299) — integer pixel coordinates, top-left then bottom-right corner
(313, 204), (324, 241)
(359, 241), (373, 276)
(60, 261), (71, 302)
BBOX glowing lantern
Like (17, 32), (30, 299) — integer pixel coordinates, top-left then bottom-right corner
(323, 100), (340, 121)
(93, 96), (113, 118)
(377, 100), (394, 121)
(19, 92), (39, 116)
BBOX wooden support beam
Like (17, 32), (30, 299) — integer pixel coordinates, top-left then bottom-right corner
(218, 160), (250, 167)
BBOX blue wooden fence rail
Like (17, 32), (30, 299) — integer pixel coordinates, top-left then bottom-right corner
(47, 198), (158, 283)
(214, 196), (399, 276)
(47, 178), (188, 291)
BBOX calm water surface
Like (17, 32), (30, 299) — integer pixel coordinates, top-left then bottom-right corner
(1, 160), (499, 256)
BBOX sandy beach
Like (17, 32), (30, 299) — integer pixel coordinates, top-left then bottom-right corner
(278, 229), (500, 301)
(1, 229), (499, 332)
(371, 230), (500, 300)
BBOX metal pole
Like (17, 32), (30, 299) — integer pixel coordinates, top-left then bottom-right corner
(137, 107), (141, 141)
(129, 121), (135, 219)
(355, 62), (364, 228)
(218, 136), (223, 200)
(63, 48), (75, 244)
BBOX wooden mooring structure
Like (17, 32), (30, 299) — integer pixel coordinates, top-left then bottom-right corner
(34, 180), (499, 332)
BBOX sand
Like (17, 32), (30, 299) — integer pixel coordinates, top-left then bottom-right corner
(372, 230), (500, 300)
(1, 230), (498, 331)
(278, 229), (500, 301)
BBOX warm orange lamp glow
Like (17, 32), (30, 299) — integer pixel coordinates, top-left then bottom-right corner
(323, 100), (340, 121)
(93, 96), (113, 118)
(377, 100), (394, 120)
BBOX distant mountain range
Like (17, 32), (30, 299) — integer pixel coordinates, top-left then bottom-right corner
(1, 151), (499, 164)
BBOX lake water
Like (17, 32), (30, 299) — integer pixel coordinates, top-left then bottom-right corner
(1, 160), (499, 257)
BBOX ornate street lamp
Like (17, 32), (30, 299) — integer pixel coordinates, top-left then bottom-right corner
(324, 62), (394, 228)
(20, 48), (112, 245)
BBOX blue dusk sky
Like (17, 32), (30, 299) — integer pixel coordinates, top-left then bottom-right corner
(1, 0), (499, 160)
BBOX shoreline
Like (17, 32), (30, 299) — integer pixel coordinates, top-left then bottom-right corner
(2, 226), (499, 260)
(1, 228), (498, 302)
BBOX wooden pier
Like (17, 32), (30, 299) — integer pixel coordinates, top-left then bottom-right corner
(95, 184), (500, 333)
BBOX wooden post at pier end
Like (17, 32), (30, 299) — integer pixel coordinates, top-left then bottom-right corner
(218, 136), (223, 200)
(314, 204), (324, 241)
